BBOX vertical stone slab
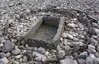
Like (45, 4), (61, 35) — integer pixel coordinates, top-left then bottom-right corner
(52, 17), (65, 47)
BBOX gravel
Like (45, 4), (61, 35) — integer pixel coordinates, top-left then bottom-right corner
(0, 0), (99, 64)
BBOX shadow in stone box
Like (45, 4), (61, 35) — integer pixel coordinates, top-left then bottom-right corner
(23, 16), (65, 49)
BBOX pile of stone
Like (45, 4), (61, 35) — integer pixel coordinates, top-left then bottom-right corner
(0, 0), (99, 64)
(58, 13), (99, 64)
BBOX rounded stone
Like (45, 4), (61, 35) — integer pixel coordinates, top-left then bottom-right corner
(67, 34), (74, 39)
(37, 47), (46, 55)
(0, 43), (3, 47)
(89, 49), (96, 54)
(5, 52), (11, 57)
(89, 54), (96, 59)
(86, 57), (93, 64)
(22, 56), (28, 62)
(34, 54), (46, 62)
(0, 53), (5, 58)
(60, 57), (74, 64)
(88, 45), (95, 51)
(12, 46), (21, 55)
(67, 23), (75, 28)
(56, 50), (65, 59)
(78, 59), (86, 64)
(15, 55), (22, 59)
(60, 37), (64, 42)
(45, 51), (49, 56)
(78, 52), (88, 59)
(0, 59), (4, 64)
(2, 40), (15, 52)
(62, 32), (67, 38)
(13, 60), (19, 64)
(92, 22), (98, 27)
(93, 28), (99, 34)
(1, 57), (9, 64)
(74, 60), (78, 64)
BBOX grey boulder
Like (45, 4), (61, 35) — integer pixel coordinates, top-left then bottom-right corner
(2, 40), (15, 52)
(86, 57), (93, 64)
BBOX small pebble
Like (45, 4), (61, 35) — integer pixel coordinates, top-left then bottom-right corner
(2, 40), (15, 52)
(45, 51), (49, 56)
(37, 47), (46, 55)
(56, 50), (65, 59)
(22, 56), (28, 62)
(78, 51), (88, 59)
(62, 32), (67, 38)
(13, 60), (19, 64)
(12, 46), (21, 55)
(77, 59), (86, 64)
(88, 45), (95, 51)
(15, 55), (22, 59)
(60, 57), (74, 64)
(93, 28), (99, 34)
(5, 53), (11, 57)
(68, 23), (75, 28)
(67, 34), (73, 39)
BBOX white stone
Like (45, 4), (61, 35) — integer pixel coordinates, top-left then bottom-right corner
(62, 32), (67, 38)
(92, 23), (98, 27)
(68, 23), (75, 28)
(88, 45), (95, 51)
(80, 52), (88, 56)
(60, 58), (74, 64)
(22, 50), (26, 53)
(57, 50), (65, 59)
(0, 43), (3, 47)
(35, 57), (42, 62)
(22, 56), (28, 62)
(6, 53), (11, 57)
(15, 55), (22, 59)
(37, 47), (46, 54)
(73, 18), (77, 21)
(60, 37), (63, 42)
(73, 42), (84, 46)
(78, 59), (86, 64)
(57, 45), (63, 51)
(67, 34), (73, 39)
(12, 46), (21, 55)
(45, 51), (49, 56)
(34, 52), (47, 62)
(64, 45), (71, 51)
(13, 61), (19, 64)
(1, 57), (9, 64)
(93, 28), (99, 34)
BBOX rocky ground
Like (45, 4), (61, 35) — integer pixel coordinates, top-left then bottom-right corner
(0, 0), (99, 64)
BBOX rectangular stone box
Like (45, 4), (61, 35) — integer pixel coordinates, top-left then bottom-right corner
(24, 16), (65, 49)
